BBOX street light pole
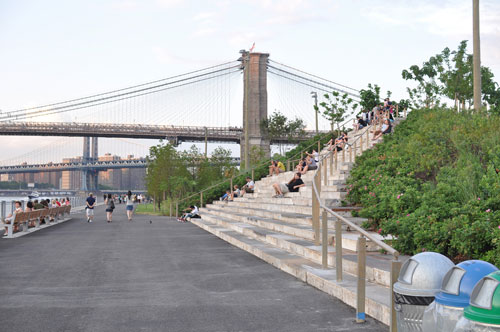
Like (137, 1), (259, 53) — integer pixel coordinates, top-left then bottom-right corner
(311, 92), (318, 134)
(473, 0), (481, 112)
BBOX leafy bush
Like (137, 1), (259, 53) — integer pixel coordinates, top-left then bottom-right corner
(347, 108), (500, 266)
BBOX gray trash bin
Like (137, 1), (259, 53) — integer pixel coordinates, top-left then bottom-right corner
(394, 252), (455, 332)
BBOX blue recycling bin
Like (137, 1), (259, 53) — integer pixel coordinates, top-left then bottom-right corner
(422, 260), (498, 332)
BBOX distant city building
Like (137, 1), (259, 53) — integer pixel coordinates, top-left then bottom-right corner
(61, 157), (82, 190)
(2, 154), (146, 190)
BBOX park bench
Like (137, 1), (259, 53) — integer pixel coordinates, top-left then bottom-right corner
(2, 205), (72, 238)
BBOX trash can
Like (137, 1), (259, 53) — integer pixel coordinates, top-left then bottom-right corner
(422, 260), (498, 332)
(453, 271), (500, 332)
(393, 252), (454, 332)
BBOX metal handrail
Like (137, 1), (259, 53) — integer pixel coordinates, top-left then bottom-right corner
(313, 124), (399, 257)
(309, 114), (406, 329)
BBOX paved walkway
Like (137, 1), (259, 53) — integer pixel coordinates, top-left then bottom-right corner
(0, 205), (387, 332)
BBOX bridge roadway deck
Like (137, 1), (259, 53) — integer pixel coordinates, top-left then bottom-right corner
(0, 205), (386, 332)
(0, 122), (324, 144)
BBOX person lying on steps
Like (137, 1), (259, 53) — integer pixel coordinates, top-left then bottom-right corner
(271, 172), (305, 198)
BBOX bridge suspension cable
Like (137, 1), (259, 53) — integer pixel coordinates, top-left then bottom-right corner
(266, 60), (361, 132)
(5, 61), (240, 115)
(1, 62), (241, 123)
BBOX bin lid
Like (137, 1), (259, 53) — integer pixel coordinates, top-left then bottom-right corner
(435, 260), (498, 308)
(394, 252), (454, 297)
(464, 271), (500, 325)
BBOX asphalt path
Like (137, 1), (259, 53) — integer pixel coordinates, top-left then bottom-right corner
(0, 205), (387, 332)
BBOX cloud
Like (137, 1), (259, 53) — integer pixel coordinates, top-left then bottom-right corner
(193, 12), (216, 21)
(361, 0), (500, 72)
(155, 0), (184, 8)
(111, 0), (140, 10)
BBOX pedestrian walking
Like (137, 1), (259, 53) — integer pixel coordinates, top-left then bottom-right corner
(86, 193), (96, 223)
(125, 190), (134, 221)
(105, 194), (115, 223)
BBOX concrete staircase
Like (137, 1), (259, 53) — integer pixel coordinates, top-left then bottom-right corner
(191, 124), (407, 325)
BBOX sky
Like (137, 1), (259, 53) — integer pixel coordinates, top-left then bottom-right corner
(0, 0), (499, 162)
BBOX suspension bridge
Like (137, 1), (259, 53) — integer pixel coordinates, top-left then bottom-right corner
(0, 51), (361, 191)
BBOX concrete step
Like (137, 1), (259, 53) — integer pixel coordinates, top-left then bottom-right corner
(200, 208), (380, 253)
(237, 192), (347, 205)
(190, 217), (395, 326)
(204, 203), (363, 228)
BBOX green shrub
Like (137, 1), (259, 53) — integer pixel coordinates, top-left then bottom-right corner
(347, 108), (500, 266)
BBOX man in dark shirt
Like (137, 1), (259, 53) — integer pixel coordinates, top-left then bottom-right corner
(272, 173), (306, 198)
(86, 193), (96, 223)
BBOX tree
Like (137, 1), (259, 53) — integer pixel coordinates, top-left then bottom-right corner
(260, 111), (306, 154)
(146, 142), (191, 204)
(318, 91), (358, 131)
(402, 40), (500, 112)
(359, 83), (381, 112)
(402, 57), (442, 108)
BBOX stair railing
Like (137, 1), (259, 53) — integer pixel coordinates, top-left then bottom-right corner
(311, 121), (402, 330)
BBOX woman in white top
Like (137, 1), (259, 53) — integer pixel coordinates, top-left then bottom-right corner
(125, 190), (134, 221)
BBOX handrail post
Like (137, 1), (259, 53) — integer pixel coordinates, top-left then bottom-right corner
(312, 171), (321, 246)
(342, 147), (345, 163)
(329, 151), (333, 176)
(200, 192), (203, 208)
(335, 217), (343, 282)
(323, 159), (327, 186)
(390, 258), (402, 332)
(230, 177), (233, 197)
(366, 128), (369, 149)
(404, 108), (407, 118)
(396, 104), (399, 117)
(335, 150), (338, 170)
(350, 141), (354, 163)
(360, 135), (363, 153)
(356, 236), (366, 323)
(251, 168), (254, 181)
(287, 160), (290, 172)
(322, 210), (328, 268)
(317, 140), (321, 153)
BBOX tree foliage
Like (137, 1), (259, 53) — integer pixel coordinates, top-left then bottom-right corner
(317, 91), (358, 130)
(402, 40), (500, 112)
(260, 111), (306, 154)
(347, 108), (500, 265)
(359, 83), (381, 111)
(145, 142), (235, 206)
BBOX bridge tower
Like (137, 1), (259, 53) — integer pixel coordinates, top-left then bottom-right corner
(240, 52), (270, 168)
(90, 137), (99, 191)
(81, 137), (99, 191)
(81, 137), (90, 191)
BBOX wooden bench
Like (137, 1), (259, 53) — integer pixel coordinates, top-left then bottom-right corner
(2, 205), (72, 238)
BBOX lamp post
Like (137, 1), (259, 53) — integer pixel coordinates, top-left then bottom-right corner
(311, 92), (318, 134)
(473, 0), (481, 112)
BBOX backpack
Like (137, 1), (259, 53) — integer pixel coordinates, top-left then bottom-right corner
(110, 200), (115, 210)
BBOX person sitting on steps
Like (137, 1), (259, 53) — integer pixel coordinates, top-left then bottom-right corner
(231, 185), (240, 200)
(271, 172), (305, 198)
(372, 119), (392, 141)
(268, 160), (285, 176)
(240, 177), (254, 196)
(178, 205), (200, 222)
(295, 157), (309, 174)
(220, 190), (231, 202)
(306, 155), (317, 171)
